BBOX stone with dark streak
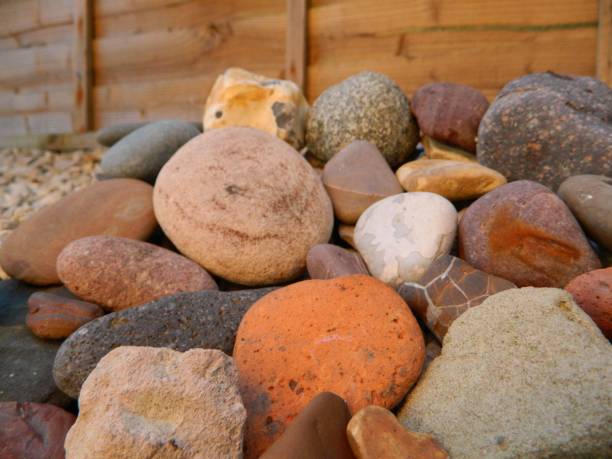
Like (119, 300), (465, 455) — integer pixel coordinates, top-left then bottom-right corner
(411, 82), (489, 153)
(53, 287), (274, 399)
(154, 127), (333, 286)
(398, 255), (516, 340)
(459, 180), (600, 287)
(477, 72), (612, 190)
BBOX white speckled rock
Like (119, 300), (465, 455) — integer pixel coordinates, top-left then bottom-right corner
(65, 347), (246, 459)
(398, 287), (612, 458)
(354, 193), (457, 287)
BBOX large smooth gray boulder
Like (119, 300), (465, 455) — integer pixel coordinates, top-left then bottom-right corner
(399, 287), (612, 458)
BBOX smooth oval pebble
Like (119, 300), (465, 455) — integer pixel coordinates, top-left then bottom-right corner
(53, 287), (274, 399)
(558, 174), (612, 251)
(57, 235), (217, 311)
(234, 275), (425, 458)
(26, 292), (104, 339)
(100, 120), (200, 182)
(306, 244), (368, 279)
(322, 141), (404, 224)
(459, 180), (601, 287)
(154, 127), (333, 286)
(565, 267), (612, 339)
(355, 193), (457, 287)
(0, 179), (157, 285)
(396, 159), (506, 201)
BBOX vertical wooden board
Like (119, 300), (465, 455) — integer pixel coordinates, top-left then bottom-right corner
(73, 0), (93, 132)
(597, 0), (611, 83)
(286, 0), (307, 89)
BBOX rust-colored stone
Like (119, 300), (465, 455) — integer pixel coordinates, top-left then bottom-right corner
(459, 180), (600, 287)
(347, 405), (448, 459)
(565, 267), (612, 339)
(234, 275), (425, 458)
(398, 255), (515, 340)
(26, 292), (104, 339)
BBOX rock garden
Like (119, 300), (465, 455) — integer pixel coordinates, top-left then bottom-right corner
(0, 67), (611, 459)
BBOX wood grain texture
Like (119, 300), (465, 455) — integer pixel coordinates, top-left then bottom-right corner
(286, 0), (307, 88)
(597, 0), (612, 83)
(73, 0), (93, 132)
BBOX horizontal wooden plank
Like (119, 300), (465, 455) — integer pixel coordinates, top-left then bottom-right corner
(310, 0), (598, 32)
(95, 0), (284, 38)
(0, 115), (28, 136)
(93, 17), (285, 85)
(0, 44), (72, 89)
(0, 87), (73, 117)
(93, 106), (201, 129)
(307, 26), (598, 101)
(0, 0), (73, 37)
(0, 131), (97, 150)
(16, 24), (73, 48)
(26, 111), (72, 133)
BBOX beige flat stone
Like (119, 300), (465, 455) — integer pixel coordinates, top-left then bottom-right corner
(203, 67), (309, 149)
(396, 158), (506, 201)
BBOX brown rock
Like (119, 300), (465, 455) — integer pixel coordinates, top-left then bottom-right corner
(558, 175), (612, 251)
(0, 179), (156, 286)
(203, 68), (309, 150)
(398, 255), (516, 340)
(154, 127), (333, 286)
(477, 72), (612, 190)
(0, 401), (75, 459)
(57, 235), (217, 312)
(26, 292), (104, 339)
(306, 244), (369, 279)
(234, 275), (425, 457)
(347, 405), (448, 459)
(261, 392), (355, 459)
(459, 180), (601, 287)
(412, 82), (489, 152)
(322, 141), (404, 224)
(64, 347), (246, 459)
(565, 267), (612, 339)
(338, 224), (357, 249)
(422, 136), (476, 162)
(396, 159), (506, 201)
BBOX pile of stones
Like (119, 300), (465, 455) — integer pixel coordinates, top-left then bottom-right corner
(0, 67), (611, 459)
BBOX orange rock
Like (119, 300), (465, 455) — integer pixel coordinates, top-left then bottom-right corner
(347, 405), (448, 459)
(234, 275), (425, 458)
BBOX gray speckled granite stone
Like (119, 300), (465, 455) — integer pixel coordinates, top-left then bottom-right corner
(306, 71), (419, 168)
(477, 72), (612, 190)
(100, 120), (200, 182)
(53, 287), (274, 399)
(0, 280), (74, 409)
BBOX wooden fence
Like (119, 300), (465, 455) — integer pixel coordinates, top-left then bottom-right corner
(0, 0), (609, 138)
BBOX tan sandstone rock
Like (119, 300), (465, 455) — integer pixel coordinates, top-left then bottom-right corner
(203, 67), (309, 150)
(65, 347), (246, 459)
(154, 127), (333, 286)
(422, 136), (476, 162)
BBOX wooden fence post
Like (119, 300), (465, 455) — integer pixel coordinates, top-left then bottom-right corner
(596, 0), (611, 84)
(285, 0), (308, 92)
(73, 0), (93, 132)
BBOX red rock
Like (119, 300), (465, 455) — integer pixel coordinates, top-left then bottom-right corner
(411, 82), (489, 153)
(0, 401), (75, 459)
(57, 235), (218, 311)
(459, 180), (600, 287)
(306, 244), (368, 279)
(26, 292), (104, 339)
(261, 392), (355, 459)
(565, 268), (612, 339)
(234, 275), (425, 458)
(0, 179), (157, 285)
(347, 405), (448, 459)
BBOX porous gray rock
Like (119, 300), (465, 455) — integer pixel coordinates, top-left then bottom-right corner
(306, 71), (419, 168)
(53, 287), (274, 399)
(399, 287), (612, 458)
(100, 120), (200, 182)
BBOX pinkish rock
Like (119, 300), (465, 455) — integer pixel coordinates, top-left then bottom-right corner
(57, 236), (217, 312)
(0, 401), (75, 459)
(565, 267), (612, 339)
(306, 244), (369, 279)
(459, 180), (600, 287)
